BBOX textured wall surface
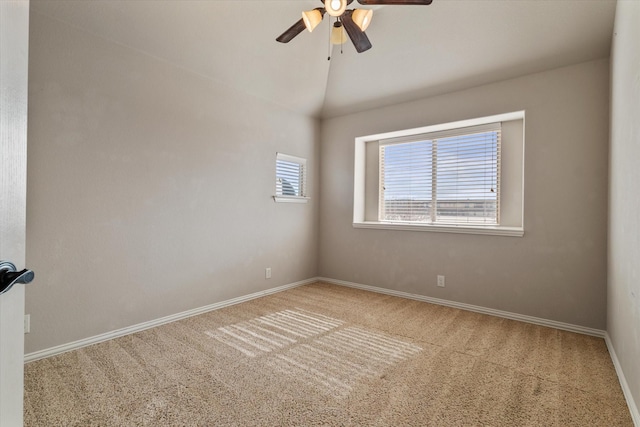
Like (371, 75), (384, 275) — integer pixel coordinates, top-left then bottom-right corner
(25, 12), (319, 353)
(319, 59), (610, 329)
(608, 0), (640, 418)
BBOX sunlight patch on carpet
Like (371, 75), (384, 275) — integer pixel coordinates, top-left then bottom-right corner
(205, 309), (422, 397)
(205, 309), (343, 357)
(269, 326), (423, 398)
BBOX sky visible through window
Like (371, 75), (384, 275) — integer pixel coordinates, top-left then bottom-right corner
(436, 132), (499, 201)
(381, 130), (499, 224)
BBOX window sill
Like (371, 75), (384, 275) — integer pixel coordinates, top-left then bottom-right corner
(273, 196), (309, 204)
(353, 221), (524, 237)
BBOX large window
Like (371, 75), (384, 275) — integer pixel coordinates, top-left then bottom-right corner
(353, 112), (524, 236)
(274, 152), (308, 203)
(380, 124), (500, 225)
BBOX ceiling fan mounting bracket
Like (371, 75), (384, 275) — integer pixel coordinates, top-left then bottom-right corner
(320, 0), (356, 5)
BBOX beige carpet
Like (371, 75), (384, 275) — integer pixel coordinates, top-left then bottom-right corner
(24, 282), (633, 426)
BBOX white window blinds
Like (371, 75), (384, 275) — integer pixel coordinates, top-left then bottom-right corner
(275, 153), (307, 199)
(380, 123), (501, 225)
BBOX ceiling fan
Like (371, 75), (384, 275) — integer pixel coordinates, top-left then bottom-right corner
(276, 0), (433, 54)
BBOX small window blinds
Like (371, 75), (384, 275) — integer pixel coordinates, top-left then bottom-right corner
(275, 153), (307, 199)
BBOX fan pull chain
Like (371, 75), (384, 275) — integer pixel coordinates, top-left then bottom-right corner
(327, 17), (332, 61)
(340, 17), (344, 55)
(336, 17), (344, 55)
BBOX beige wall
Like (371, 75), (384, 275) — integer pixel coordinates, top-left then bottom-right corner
(608, 0), (640, 416)
(25, 12), (319, 353)
(24, 7), (616, 359)
(319, 59), (610, 329)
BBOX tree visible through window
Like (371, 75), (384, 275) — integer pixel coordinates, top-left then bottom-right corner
(380, 125), (500, 225)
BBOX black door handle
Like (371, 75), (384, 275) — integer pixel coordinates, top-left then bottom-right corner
(0, 261), (34, 295)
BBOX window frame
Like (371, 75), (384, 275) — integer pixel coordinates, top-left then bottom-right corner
(353, 112), (525, 237)
(274, 152), (309, 204)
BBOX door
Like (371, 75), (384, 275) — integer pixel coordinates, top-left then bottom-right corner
(0, 1), (29, 425)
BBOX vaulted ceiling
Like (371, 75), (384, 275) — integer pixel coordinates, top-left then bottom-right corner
(30, 0), (616, 118)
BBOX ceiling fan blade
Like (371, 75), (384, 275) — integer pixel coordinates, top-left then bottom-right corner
(276, 19), (307, 43)
(342, 10), (372, 53)
(357, 0), (432, 4)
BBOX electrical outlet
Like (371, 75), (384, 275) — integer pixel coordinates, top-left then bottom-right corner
(265, 268), (272, 279)
(24, 314), (30, 334)
(437, 275), (445, 287)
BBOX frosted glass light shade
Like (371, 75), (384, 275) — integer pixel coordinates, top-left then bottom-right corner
(325, 0), (347, 17)
(352, 9), (373, 31)
(331, 22), (347, 45)
(302, 9), (323, 32)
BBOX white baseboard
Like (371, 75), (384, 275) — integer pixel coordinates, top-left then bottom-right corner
(605, 333), (640, 426)
(319, 278), (640, 424)
(25, 275), (637, 425)
(317, 277), (606, 338)
(24, 278), (315, 363)
(25, 276), (607, 359)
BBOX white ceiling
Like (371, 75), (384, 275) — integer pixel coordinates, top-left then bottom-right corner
(30, 0), (616, 119)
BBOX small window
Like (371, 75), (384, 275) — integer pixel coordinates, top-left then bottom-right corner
(380, 123), (500, 225)
(274, 152), (308, 203)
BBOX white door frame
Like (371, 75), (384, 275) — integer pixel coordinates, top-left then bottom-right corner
(0, 1), (30, 425)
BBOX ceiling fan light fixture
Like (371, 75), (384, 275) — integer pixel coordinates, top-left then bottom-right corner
(302, 9), (323, 32)
(325, 0), (347, 17)
(352, 9), (373, 31)
(331, 21), (347, 45)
